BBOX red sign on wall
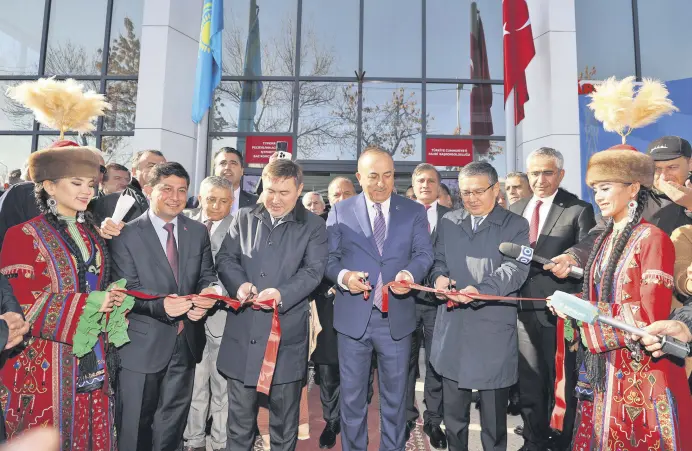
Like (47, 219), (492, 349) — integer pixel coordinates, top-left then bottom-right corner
(244, 136), (293, 164)
(425, 138), (474, 166)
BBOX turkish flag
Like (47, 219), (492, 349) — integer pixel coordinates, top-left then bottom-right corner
(503, 0), (535, 125)
(470, 3), (493, 154)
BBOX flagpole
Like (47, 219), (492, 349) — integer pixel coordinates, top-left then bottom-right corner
(505, 89), (516, 173)
(193, 111), (210, 197)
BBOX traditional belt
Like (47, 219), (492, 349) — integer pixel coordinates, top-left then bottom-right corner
(118, 290), (279, 395)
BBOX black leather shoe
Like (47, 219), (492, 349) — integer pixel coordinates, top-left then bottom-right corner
(319, 420), (340, 449)
(423, 423), (447, 449)
(514, 424), (524, 436)
(405, 420), (415, 442)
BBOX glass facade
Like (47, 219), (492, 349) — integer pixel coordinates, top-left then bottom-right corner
(209, 0), (506, 188)
(0, 0), (144, 179)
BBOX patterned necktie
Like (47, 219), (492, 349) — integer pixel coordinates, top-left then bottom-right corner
(204, 219), (213, 234)
(472, 216), (482, 232)
(529, 199), (543, 247)
(372, 203), (386, 311)
(163, 223), (183, 333)
(425, 204), (432, 234)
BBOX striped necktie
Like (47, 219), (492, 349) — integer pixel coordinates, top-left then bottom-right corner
(372, 203), (386, 310)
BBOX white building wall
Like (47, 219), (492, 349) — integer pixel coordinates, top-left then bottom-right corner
(134, 0), (203, 181)
(519, 0), (581, 194)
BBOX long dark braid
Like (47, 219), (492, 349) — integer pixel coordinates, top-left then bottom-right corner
(577, 188), (648, 391)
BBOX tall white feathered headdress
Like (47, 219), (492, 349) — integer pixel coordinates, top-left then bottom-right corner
(5, 77), (111, 140)
(587, 76), (678, 144)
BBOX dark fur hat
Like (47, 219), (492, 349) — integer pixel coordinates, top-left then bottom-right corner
(585, 144), (655, 189)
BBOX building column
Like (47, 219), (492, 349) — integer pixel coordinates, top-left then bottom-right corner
(518, 0), (581, 194)
(134, 0), (204, 179)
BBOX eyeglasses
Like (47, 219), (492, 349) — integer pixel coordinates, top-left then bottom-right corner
(99, 165), (107, 174)
(460, 183), (496, 198)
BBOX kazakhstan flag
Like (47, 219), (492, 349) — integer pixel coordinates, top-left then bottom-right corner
(192, 0), (224, 123)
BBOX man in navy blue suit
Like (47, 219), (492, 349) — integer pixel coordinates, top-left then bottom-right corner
(326, 146), (434, 451)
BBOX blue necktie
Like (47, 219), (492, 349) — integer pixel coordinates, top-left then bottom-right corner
(472, 216), (482, 232)
(372, 203), (386, 310)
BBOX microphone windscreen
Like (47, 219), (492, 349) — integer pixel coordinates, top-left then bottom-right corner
(549, 291), (598, 324)
(499, 242), (523, 258)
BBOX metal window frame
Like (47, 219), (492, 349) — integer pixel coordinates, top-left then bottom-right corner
(0, 0), (137, 153)
(208, 0), (506, 171)
(631, 0), (642, 80)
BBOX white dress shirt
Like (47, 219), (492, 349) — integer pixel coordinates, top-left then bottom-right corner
(338, 196), (414, 289)
(148, 210), (178, 257)
(522, 190), (558, 236)
(232, 186), (241, 214)
(470, 214), (487, 231)
(421, 200), (438, 233)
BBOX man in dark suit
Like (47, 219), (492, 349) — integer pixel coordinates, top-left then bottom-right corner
(311, 176), (356, 449)
(508, 148), (595, 451)
(405, 164), (450, 448)
(215, 159), (327, 451)
(110, 162), (218, 451)
(431, 162), (530, 451)
(326, 147), (433, 451)
(211, 147), (258, 213)
(91, 149), (166, 230)
(182, 176), (235, 451)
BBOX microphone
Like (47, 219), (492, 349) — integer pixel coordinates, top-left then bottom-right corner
(549, 291), (690, 360)
(499, 242), (584, 279)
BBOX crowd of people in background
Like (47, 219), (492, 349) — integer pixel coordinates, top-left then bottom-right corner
(0, 135), (691, 451)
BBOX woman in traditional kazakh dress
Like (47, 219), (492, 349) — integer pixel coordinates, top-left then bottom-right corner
(0, 143), (127, 450)
(552, 145), (692, 451)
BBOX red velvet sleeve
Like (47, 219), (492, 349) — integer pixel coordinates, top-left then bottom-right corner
(581, 227), (674, 354)
(0, 224), (90, 345)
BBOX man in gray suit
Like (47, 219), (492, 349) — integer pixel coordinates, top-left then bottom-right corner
(110, 162), (219, 451)
(182, 176), (235, 451)
(212, 147), (258, 212)
(215, 159), (328, 451)
(430, 162), (530, 451)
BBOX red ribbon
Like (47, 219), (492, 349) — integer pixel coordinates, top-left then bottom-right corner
(551, 316), (568, 431)
(371, 280), (547, 312)
(117, 289), (279, 395)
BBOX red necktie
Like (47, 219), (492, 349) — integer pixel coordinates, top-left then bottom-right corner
(425, 205), (432, 233)
(529, 199), (543, 247)
(163, 223), (183, 333)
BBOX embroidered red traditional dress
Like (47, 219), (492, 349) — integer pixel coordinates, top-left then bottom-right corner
(553, 222), (692, 451)
(0, 216), (116, 451)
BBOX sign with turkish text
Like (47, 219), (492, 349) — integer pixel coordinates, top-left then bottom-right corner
(425, 138), (474, 166)
(244, 136), (293, 164)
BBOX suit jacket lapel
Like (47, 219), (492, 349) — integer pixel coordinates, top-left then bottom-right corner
(383, 195), (403, 255)
(212, 215), (233, 243)
(354, 194), (380, 260)
(138, 213), (178, 287)
(510, 198), (530, 216)
(431, 205), (450, 242)
(535, 190), (567, 251)
(459, 209), (475, 238)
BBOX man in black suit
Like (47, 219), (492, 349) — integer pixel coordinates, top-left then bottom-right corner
(211, 147), (258, 213)
(215, 159), (328, 451)
(508, 148), (595, 451)
(110, 162), (218, 451)
(92, 149), (166, 229)
(405, 164), (449, 448)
